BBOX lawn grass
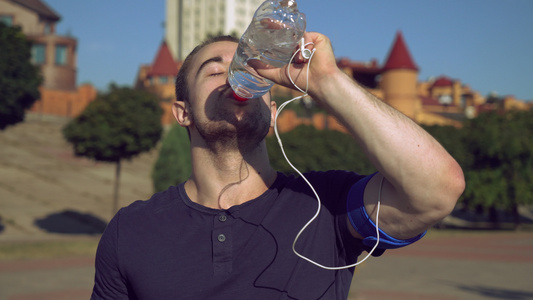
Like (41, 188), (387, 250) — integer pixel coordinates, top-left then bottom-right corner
(0, 238), (99, 261)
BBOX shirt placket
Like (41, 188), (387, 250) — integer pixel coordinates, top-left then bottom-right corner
(212, 212), (232, 276)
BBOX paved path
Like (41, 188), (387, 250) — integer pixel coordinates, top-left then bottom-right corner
(0, 257), (94, 300)
(1, 232), (532, 300)
(350, 231), (533, 300)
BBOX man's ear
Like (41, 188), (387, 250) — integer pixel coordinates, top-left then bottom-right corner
(172, 100), (191, 127)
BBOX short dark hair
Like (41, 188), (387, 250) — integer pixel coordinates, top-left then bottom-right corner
(175, 35), (239, 103)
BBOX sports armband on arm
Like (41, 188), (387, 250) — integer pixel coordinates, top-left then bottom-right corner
(347, 173), (426, 250)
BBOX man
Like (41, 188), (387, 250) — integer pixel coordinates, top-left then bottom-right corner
(92, 32), (465, 299)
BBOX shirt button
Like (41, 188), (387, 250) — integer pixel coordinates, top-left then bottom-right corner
(218, 215), (227, 222)
(217, 234), (226, 242)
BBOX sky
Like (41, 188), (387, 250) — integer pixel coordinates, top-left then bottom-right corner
(46, 0), (533, 100)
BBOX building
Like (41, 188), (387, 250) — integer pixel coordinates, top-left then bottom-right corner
(135, 41), (181, 124)
(276, 31), (529, 129)
(379, 31), (421, 121)
(138, 30), (531, 128)
(0, 0), (76, 90)
(165, 0), (263, 61)
(0, 0), (96, 117)
(135, 41), (180, 102)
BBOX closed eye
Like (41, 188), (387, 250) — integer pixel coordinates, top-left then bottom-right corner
(210, 72), (224, 77)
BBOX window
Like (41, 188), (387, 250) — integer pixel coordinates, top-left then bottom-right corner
(438, 94), (453, 106)
(159, 76), (169, 84)
(31, 44), (46, 64)
(0, 15), (13, 26)
(55, 45), (67, 65)
(44, 23), (51, 35)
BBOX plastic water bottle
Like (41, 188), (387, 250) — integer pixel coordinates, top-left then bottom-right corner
(228, 0), (306, 100)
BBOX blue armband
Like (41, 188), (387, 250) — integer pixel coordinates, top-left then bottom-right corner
(347, 173), (426, 249)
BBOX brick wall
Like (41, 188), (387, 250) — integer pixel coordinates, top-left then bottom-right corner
(30, 84), (97, 117)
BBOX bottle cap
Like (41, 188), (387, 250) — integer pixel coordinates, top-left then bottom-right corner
(232, 90), (249, 102)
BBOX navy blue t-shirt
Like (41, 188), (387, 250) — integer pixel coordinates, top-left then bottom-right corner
(92, 171), (377, 300)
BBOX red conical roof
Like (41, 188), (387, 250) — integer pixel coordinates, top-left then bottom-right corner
(432, 76), (454, 87)
(148, 41), (179, 77)
(382, 31), (419, 72)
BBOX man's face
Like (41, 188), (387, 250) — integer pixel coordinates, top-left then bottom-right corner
(184, 41), (276, 150)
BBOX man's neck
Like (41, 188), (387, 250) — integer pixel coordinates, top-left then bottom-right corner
(185, 142), (277, 210)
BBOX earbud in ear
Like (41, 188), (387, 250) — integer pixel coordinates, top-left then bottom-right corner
(300, 37), (312, 59)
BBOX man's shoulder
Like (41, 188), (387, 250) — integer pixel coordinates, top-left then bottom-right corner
(297, 170), (366, 186)
(281, 170), (367, 206)
(118, 184), (182, 219)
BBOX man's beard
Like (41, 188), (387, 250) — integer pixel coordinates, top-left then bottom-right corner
(192, 101), (271, 153)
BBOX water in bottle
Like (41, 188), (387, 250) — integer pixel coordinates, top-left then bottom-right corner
(228, 0), (306, 100)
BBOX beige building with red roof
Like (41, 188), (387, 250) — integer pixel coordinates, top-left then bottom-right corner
(336, 31), (529, 128)
(135, 41), (180, 102)
(134, 40), (182, 124)
(136, 30), (529, 128)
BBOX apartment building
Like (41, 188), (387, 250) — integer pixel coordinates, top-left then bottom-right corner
(165, 0), (263, 61)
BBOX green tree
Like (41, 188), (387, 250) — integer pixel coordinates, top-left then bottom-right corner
(462, 110), (533, 227)
(422, 124), (473, 172)
(63, 84), (163, 214)
(151, 123), (376, 192)
(0, 23), (42, 130)
(152, 123), (191, 192)
(266, 124), (376, 175)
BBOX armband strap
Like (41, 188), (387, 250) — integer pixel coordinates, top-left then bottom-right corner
(347, 174), (426, 249)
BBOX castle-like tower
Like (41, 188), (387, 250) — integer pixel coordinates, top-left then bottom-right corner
(135, 41), (180, 102)
(380, 31), (420, 120)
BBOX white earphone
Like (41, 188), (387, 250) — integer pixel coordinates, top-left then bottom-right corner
(300, 37), (313, 59)
(274, 37), (382, 270)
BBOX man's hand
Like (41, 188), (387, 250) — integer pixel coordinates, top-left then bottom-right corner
(251, 32), (340, 101)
